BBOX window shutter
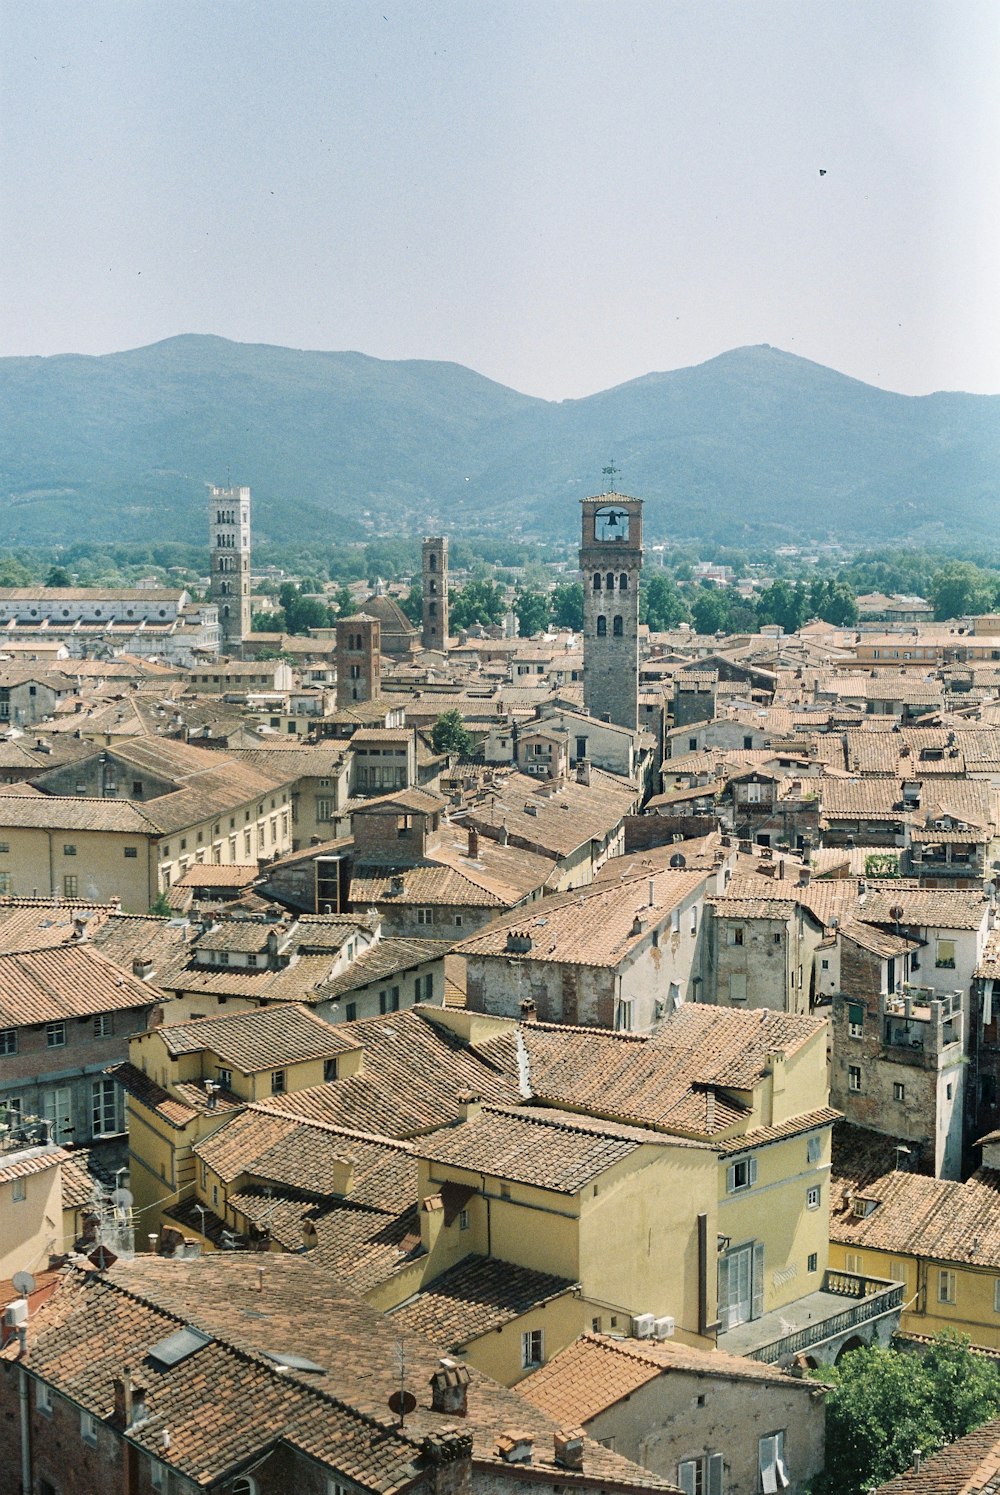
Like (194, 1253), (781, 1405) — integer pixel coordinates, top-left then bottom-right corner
(760, 1435), (778, 1494)
(726, 1162), (737, 1193)
(807, 1135), (821, 1164)
(677, 1461), (697, 1495)
(748, 1155), (758, 1186)
(717, 1254), (731, 1330)
(752, 1242), (765, 1320)
(707, 1452), (724, 1495)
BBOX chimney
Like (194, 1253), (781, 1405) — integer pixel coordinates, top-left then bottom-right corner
(266, 929), (280, 967)
(457, 1090), (482, 1122)
(576, 759), (591, 786)
(798, 866), (811, 887)
(648, 877), (655, 907)
(113, 1370), (146, 1429)
(554, 1428), (586, 1470)
(72, 916), (88, 942)
(496, 1431), (533, 1465)
(430, 1357), (471, 1417)
(133, 956), (154, 980)
(390, 874), (405, 896)
(519, 997), (537, 1024)
(912, 1450), (922, 1474)
(498, 822), (509, 846)
(467, 826), (479, 860)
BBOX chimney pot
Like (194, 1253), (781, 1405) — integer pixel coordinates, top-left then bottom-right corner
(467, 826), (479, 860)
(554, 1427), (586, 1469)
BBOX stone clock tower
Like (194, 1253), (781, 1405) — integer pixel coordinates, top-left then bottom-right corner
(580, 493), (643, 731)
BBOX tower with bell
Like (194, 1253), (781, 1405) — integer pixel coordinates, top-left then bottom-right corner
(580, 478), (643, 732)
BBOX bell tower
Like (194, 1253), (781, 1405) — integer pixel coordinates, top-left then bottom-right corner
(209, 483), (251, 657)
(421, 537), (449, 651)
(580, 493), (643, 731)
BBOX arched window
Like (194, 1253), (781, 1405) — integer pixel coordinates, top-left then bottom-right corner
(606, 572), (615, 591)
(428, 601), (437, 617)
(613, 615), (624, 636)
(231, 1478), (258, 1495)
(429, 578), (437, 594)
(619, 572), (629, 590)
(593, 572), (602, 590)
(429, 553), (437, 571)
(596, 615), (607, 637)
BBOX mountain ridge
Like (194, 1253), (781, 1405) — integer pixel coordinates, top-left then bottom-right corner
(0, 335), (997, 548)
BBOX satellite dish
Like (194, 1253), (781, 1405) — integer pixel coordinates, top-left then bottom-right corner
(111, 1188), (134, 1210)
(388, 1390), (417, 1418)
(669, 853), (687, 869)
(889, 905), (905, 923)
(12, 1271), (35, 1296)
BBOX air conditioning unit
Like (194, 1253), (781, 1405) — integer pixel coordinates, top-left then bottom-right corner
(632, 1313), (655, 1338)
(3, 1299), (28, 1330)
(652, 1315), (675, 1340)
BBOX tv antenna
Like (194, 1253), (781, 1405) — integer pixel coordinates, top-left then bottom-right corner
(388, 1339), (416, 1426)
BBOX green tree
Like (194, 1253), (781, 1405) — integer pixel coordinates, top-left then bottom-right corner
(149, 892), (172, 917)
(690, 588), (731, 635)
(45, 564), (72, 587)
(449, 580), (506, 630)
(931, 561), (993, 621)
(334, 585), (356, 618)
(277, 582), (334, 634)
(814, 1335), (1000, 1495)
(430, 709), (473, 757)
(550, 582), (584, 631)
(252, 608), (286, 632)
(398, 582), (422, 625)
(514, 589), (551, 637)
(642, 574), (692, 630)
(922, 1331), (1000, 1440)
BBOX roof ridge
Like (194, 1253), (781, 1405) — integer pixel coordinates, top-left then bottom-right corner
(247, 1106), (415, 1153)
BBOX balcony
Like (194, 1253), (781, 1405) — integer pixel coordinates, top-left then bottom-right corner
(721, 1271), (903, 1367)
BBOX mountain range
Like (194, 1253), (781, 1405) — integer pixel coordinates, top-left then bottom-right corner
(1, 334), (997, 549)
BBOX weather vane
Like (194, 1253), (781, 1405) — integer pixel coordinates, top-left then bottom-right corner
(602, 461), (620, 493)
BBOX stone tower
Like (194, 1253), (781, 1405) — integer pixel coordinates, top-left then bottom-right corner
(580, 493), (643, 731)
(421, 537), (449, 651)
(209, 483), (251, 657)
(336, 613), (381, 709)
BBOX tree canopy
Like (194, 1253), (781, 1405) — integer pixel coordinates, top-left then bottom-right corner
(430, 709), (473, 757)
(814, 1335), (1000, 1495)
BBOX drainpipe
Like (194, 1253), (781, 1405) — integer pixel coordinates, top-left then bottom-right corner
(18, 1367), (31, 1495)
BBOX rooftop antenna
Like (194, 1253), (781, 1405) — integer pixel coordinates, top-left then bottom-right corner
(388, 1339), (416, 1427)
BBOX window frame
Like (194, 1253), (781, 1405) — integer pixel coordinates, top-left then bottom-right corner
(758, 1429), (790, 1492)
(727, 1155), (757, 1194)
(520, 1327), (544, 1369)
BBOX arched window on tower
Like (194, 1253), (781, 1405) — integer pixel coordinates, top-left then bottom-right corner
(596, 615), (607, 637)
(429, 553), (437, 571)
(593, 572), (602, 590)
(619, 572), (629, 590)
(606, 572), (615, 591)
(613, 615), (624, 636)
(428, 601), (437, 617)
(429, 578), (437, 594)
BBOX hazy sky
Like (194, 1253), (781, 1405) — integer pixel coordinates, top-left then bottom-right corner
(3, 1), (998, 399)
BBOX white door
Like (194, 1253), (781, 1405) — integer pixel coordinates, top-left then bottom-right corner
(728, 1243), (753, 1327)
(42, 1086), (74, 1143)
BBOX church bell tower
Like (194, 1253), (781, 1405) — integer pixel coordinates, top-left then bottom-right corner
(580, 493), (643, 731)
(209, 483), (251, 657)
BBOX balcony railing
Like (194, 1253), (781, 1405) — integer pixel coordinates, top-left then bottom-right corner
(748, 1273), (904, 1366)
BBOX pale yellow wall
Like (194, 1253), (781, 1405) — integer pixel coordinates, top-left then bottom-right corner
(416, 1142), (718, 1345)
(461, 1289), (589, 1387)
(829, 1240), (1000, 1349)
(0, 1162), (63, 1278)
(719, 1129), (832, 1318)
(157, 787), (293, 889)
(247, 1055), (328, 1102)
(0, 825), (157, 911)
(578, 1145), (717, 1338)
